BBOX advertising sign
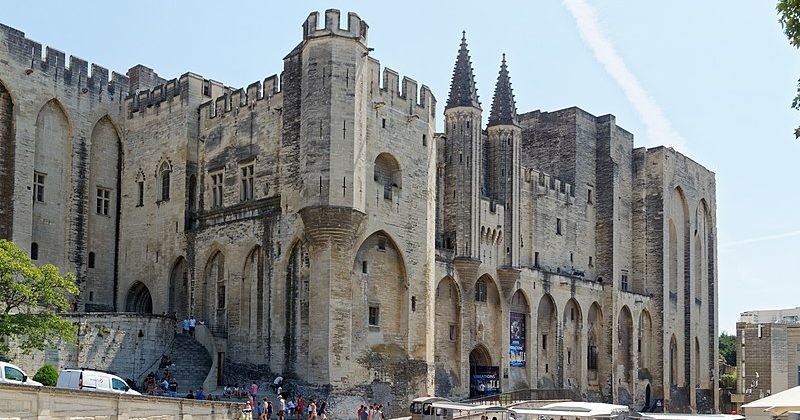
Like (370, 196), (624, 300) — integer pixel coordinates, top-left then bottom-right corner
(509, 312), (526, 367)
(470, 365), (500, 397)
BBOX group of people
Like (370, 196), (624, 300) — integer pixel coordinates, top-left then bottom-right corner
(181, 316), (198, 336)
(357, 404), (386, 420)
(142, 368), (178, 397)
(255, 394), (326, 420)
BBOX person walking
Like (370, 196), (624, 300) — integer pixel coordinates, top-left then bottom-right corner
(189, 315), (196, 336)
(296, 395), (305, 420)
(307, 399), (317, 420)
(277, 394), (286, 420)
(168, 378), (178, 397)
(318, 400), (327, 420)
(182, 318), (190, 336)
(250, 381), (259, 398)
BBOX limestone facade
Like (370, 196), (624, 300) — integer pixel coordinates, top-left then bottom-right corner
(0, 9), (717, 414)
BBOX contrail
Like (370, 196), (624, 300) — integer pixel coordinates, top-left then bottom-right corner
(722, 230), (800, 248)
(562, 0), (687, 152)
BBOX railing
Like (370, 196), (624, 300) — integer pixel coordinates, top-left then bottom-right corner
(460, 388), (577, 405)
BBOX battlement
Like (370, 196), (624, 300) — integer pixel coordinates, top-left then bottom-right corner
(0, 23), (128, 97)
(302, 9), (368, 45)
(199, 74), (282, 124)
(126, 72), (210, 117)
(524, 167), (575, 204)
(366, 57), (436, 121)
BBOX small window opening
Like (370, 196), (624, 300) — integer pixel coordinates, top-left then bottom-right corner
(382, 118), (386, 128)
(542, 334), (548, 350)
(449, 324), (456, 341)
(377, 236), (387, 251)
(588, 188), (593, 204)
(475, 279), (487, 302)
(362, 260), (368, 274)
(534, 252), (540, 268)
(368, 306), (380, 326)
(137, 181), (144, 207)
(33, 172), (46, 203)
(589, 256), (593, 267)
(88, 252), (95, 269)
(556, 218), (562, 235)
(89, 291), (94, 301)
(31, 243), (39, 260)
(422, 134), (427, 147)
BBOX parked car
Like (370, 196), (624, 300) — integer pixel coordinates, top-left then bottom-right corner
(0, 361), (42, 386)
(56, 369), (141, 395)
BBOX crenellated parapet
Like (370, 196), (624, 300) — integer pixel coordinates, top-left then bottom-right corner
(302, 9), (368, 45)
(524, 167), (575, 205)
(0, 23), (129, 98)
(198, 74), (282, 125)
(366, 57), (436, 122)
(125, 72), (218, 117)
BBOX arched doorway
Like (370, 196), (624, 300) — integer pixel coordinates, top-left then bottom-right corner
(469, 345), (498, 398)
(645, 384), (652, 410)
(669, 334), (679, 386)
(587, 302), (604, 387)
(618, 306), (634, 384)
(126, 282), (153, 313)
(434, 276), (461, 395)
(0, 80), (15, 240)
(509, 290), (530, 390)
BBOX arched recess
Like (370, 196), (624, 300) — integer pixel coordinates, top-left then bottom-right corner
(694, 337), (701, 389)
(701, 198), (716, 388)
(373, 152), (401, 200)
(668, 220), (678, 297)
(669, 334), (679, 386)
(168, 257), (189, 318)
(87, 116), (121, 310)
(639, 309), (654, 372)
(241, 245), (265, 363)
(200, 251), (225, 333)
(617, 305), (634, 384)
(158, 159), (172, 201)
(473, 274), (502, 366)
(435, 276), (462, 393)
(469, 344), (498, 398)
(32, 99), (71, 267)
(509, 290), (530, 390)
(563, 298), (583, 389)
(125, 281), (153, 313)
(536, 294), (558, 387)
(587, 302), (604, 385)
(352, 231), (408, 358)
(0, 80), (15, 240)
(285, 240), (310, 374)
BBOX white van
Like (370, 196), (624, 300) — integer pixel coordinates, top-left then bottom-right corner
(56, 369), (141, 395)
(0, 361), (42, 386)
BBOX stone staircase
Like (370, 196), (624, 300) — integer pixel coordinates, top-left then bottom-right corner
(165, 334), (212, 394)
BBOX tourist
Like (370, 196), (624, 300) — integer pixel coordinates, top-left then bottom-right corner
(359, 405), (368, 420)
(266, 400), (274, 420)
(186, 389), (195, 399)
(182, 317), (190, 336)
(296, 395), (305, 420)
(307, 399), (317, 420)
(278, 395), (287, 420)
(254, 397), (263, 420)
(168, 378), (178, 397)
(272, 375), (283, 393)
(250, 381), (258, 398)
(378, 404), (385, 420)
(276, 384), (283, 397)
(317, 400), (327, 420)
(189, 315), (196, 336)
(196, 386), (206, 400)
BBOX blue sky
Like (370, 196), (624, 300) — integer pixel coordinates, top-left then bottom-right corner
(4, 1), (799, 334)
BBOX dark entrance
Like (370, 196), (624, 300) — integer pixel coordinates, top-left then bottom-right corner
(125, 281), (153, 313)
(469, 346), (499, 398)
(645, 384), (652, 411)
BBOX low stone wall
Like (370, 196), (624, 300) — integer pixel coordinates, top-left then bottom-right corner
(0, 383), (247, 419)
(9, 313), (175, 382)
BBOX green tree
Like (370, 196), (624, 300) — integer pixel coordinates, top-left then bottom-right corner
(719, 331), (737, 366)
(0, 239), (79, 356)
(32, 364), (58, 386)
(777, 0), (800, 137)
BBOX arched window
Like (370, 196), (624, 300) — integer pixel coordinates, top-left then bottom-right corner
(31, 243), (39, 260)
(373, 153), (401, 200)
(159, 161), (171, 201)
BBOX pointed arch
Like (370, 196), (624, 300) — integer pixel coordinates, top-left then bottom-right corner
(285, 240), (310, 374)
(125, 281), (153, 313)
(199, 250), (225, 333)
(617, 305), (634, 384)
(435, 275), (462, 393)
(0, 79), (15, 240)
(374, 152), (402, 200)
(241, 245), (265, 361)
(509, 289), (530, 369)
(87, 115), (122, 310)
(669, 334), (679, 386)
(563, 298), (583, 389)
(537, 293), (558, 387)
(469, 344), (493, 366)
(168, 257), (189, 318)
(587, 302), (604, 385)
(158, 158), (172, 201)
(639, 309), (654, 371)
(32, 99), (71, 267)
(352, 230), (409, 358)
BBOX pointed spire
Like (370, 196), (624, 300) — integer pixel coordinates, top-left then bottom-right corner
(488, 53), (518, 127)
(446, 31), (481, 110)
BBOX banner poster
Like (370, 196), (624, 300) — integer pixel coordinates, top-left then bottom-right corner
(470, 365), (500, 397)
(509, 312), (526, 367)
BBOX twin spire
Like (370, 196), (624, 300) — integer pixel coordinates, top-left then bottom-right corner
(446, 33), (518, 127)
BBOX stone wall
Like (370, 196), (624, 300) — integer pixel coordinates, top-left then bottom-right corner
(0, 382), (245, 420)
(9, 313), (175, 382)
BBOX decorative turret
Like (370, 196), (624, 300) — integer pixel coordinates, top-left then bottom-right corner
(487, 54), (518, 127)
(486, 54), (521, 267)
(446, 32), (481, 110)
